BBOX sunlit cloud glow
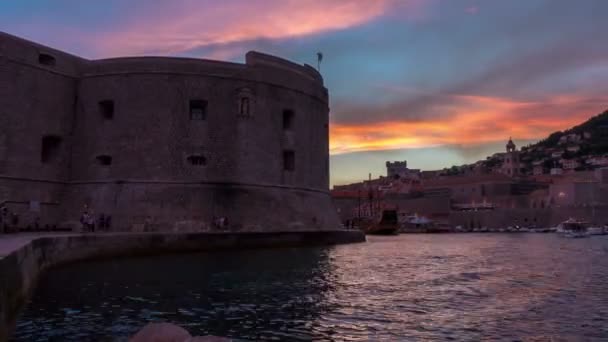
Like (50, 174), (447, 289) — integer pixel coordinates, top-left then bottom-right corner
(94, 0), (412, 57)
(330, 95), (606, 154)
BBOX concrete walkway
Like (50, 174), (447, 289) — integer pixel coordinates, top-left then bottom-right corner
(0, 233), (78, 259)
(0, 231), (180, 259)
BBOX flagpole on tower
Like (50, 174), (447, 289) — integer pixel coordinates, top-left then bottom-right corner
(317, 52), (323, 73)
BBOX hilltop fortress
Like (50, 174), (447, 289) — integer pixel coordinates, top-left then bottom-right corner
(0, 32), (340, 232)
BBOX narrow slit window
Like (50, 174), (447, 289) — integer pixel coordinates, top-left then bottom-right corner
(240, 97), (250, 116)
(190, 100), (207, 120)
(283, 109), (294, 130)
(283, 150), (295, 171)
(41, 136), (62, 163)
(38, 53), (56, 66)
(96, 155), (112, 166)
(187, 155), (207, 166)
(99, 100), (114, 119)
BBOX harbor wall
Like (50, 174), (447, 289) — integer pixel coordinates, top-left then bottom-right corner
(450, 205), (608, 229)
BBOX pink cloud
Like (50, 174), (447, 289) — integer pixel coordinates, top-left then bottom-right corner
(93, 0), (420, 58)
(329, 94), (607, 154)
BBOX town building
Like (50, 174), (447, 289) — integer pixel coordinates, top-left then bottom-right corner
(566, 145), (581, 153)
(560, 159), (581, 170)
(587, 156), (608, 167)
(533, 165), (545, 176)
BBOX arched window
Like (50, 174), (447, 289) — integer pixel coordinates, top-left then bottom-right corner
(237, 87), (254, 117)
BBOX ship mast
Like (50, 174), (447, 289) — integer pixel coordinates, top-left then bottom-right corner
(368, 173), (373, 218)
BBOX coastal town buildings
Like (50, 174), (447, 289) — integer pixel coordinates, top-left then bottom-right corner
(332, 137), (608, 230)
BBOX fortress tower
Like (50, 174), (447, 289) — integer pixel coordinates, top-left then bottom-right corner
(0, 31), (340, 232)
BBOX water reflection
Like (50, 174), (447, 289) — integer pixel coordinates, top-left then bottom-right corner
(14, 247), (335, 341)
(13, 235), (608, 341)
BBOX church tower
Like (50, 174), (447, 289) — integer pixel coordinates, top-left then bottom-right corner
(502, 138), (520, 176)
(506, 137), (516, 153)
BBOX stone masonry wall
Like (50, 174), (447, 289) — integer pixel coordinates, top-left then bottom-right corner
(0, 31), (338, 232)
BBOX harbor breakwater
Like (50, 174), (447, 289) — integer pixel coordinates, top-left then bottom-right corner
(0, 230), (364, 340)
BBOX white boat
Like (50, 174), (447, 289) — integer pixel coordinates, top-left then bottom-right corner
(587, 226), (606, 236)
(556, 218), (589, 238)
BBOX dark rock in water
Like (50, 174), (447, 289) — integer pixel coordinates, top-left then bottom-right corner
(130, 322), (191, 342)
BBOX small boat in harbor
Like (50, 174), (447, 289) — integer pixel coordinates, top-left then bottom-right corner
(556, 218), (589, 238)
(399, 215), (451, 233)
(587, 226), (607, 236)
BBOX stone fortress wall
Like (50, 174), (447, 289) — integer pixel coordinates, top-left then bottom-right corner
(0, 31), (339, 232)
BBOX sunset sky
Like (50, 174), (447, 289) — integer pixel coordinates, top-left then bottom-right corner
(2, 0), (607, 186)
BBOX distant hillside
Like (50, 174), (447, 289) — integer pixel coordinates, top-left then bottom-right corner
(533, 109), (608, 154)
(439, 109), (608, 176)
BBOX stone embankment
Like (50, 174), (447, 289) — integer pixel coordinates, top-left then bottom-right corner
(0, 230), (364, 340)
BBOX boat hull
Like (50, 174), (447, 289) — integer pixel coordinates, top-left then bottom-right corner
(366, 227), (399, 235)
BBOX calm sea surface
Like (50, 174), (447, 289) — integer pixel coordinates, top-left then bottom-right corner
(13, 234), (608, 341)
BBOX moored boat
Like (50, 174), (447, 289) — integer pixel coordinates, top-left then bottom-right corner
(364, 209), (399, 235)
(556, 218), (589, 238)
(587, 226), (606, 236)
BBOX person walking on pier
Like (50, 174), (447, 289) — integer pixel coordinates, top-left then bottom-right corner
(88, 209), (96, 232)
(80, 207), (96, 232)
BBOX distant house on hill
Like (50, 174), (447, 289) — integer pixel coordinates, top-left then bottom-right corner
(587, 156), (608, 167)
(560, 159), (580, 170)
(533, 165), (545, 175)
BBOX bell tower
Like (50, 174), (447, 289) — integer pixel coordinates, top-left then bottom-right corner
(506, 137), (516, 153)
(502, 137), (520, 176)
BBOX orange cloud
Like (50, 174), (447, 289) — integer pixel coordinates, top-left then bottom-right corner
(330, 95), (604, 154)
(94, 0), (415, 57)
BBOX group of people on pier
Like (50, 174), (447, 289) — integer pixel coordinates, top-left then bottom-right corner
(80, 206), (111, 232)
(0, 205), (20, 233)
